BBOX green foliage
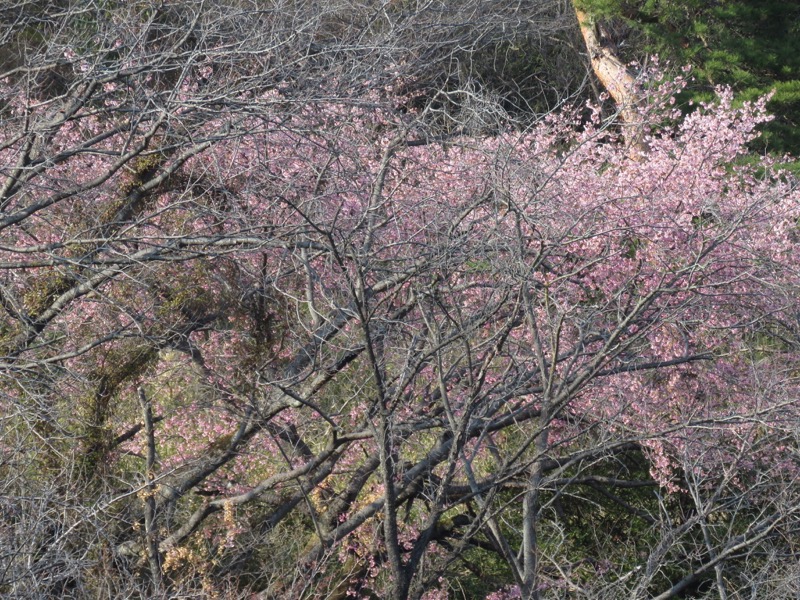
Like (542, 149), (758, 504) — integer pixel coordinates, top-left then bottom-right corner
(579, 0), (800, 156)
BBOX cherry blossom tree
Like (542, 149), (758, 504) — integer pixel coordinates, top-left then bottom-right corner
(1, 2), (799, 599)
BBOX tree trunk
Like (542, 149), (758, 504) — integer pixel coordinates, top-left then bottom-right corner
(573, 4), (647, 153)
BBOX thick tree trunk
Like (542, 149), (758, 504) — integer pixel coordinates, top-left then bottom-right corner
(573, 5), (646, 152)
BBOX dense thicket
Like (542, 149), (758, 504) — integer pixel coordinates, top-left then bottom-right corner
(1, 2), (798, 599)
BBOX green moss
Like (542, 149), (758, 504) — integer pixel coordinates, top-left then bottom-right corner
(79, 343), (159, 477)
(23, 272), (74, 319)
